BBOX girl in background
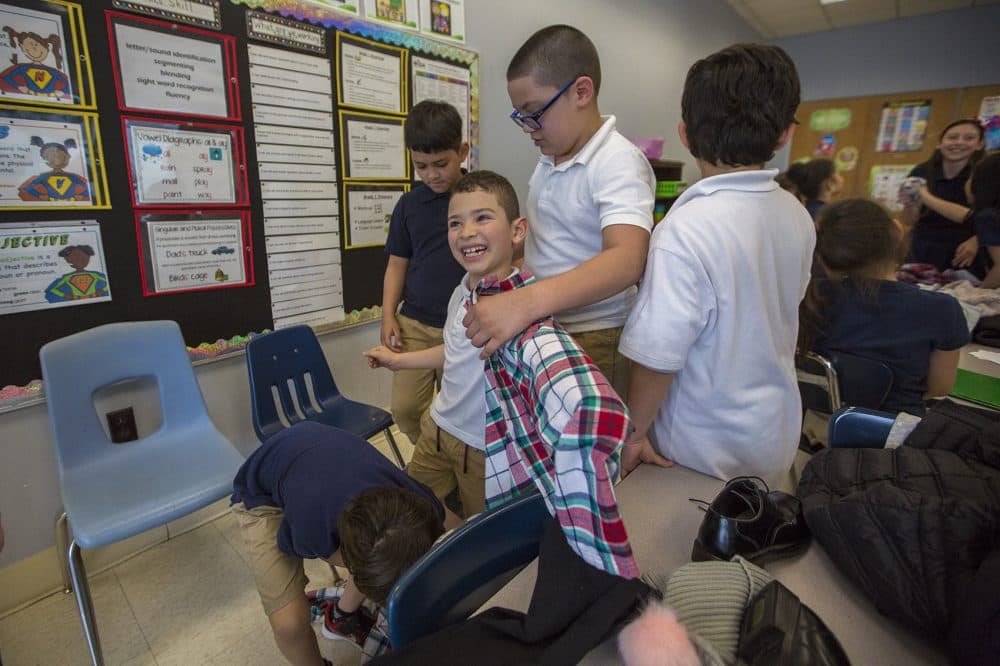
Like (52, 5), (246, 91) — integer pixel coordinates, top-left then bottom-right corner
(799, 198), (969, 415)
(954, 153), (1000, 288)
(785, 158), (842, 219)
(902, 119), (986, 271)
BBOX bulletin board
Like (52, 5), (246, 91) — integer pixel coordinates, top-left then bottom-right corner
(788, 84), (1000, 211)
(0, 0), (479, 392)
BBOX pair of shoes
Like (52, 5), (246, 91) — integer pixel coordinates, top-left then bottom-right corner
(691, 476), (810, 565)
(323, 603), (375, 645)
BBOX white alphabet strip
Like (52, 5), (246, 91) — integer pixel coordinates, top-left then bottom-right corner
(127, 122), (238, 205)
(253, 104), (332, 129)
(260, 181), (338, 200)
(254, 124), (334, 148)
(268, 262), (342, 289)
(258, 162), (337, 182)
(271, 290), (343, 318)
(264, 232), (339, 254)
(264, 215), (338, 236)
(247, 43), (329, 77)
(266, 247), (339, 270)
(249, 65), (332, 96)
(112, 20), (231, 119)
(257, 144), (335, 165)
(273, 306), (345, 331)
(250, 83), (332, 113)
(271, 281), (343, 306)
(144, 217), (247, 294)
(262, 199), (337, 217)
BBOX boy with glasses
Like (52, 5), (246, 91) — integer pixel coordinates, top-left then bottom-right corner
(462, 24), (655, 401)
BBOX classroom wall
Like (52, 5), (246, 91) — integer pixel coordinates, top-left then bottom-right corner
(0, 0), (756, 611)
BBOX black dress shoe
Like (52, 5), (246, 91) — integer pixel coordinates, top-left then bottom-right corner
(691, 476), (810, 564)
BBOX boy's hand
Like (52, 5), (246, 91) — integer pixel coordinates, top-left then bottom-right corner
(363, 346), (400, 370)
(953, 236), (979, 268)
(620, 434), (674, 480)
(380, 313), (403, 351)
(463, 289), (531, 359)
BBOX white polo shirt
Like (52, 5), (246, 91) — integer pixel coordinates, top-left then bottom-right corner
(620, 170), (815, 484)
(429, 272), (513, 451)
(525, 115), (655, 332)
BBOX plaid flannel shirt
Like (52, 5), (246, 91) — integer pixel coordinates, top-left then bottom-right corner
(479, 269), (639, 579)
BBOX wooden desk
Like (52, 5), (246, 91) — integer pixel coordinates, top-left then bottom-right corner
(484, 464), (948, 665)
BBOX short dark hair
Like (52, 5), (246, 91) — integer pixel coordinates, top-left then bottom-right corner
(404, 100), (463, 153)
(970, 152), (1000, 214)
(506, 25), (601, 95)
(58, 244), (94, 258)
(451, 170), (520, 221)
(786, 158), (836, 200)
(338, 487), (443, 605)
(681, 43), (800, 167)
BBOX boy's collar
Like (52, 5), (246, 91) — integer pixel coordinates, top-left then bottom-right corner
(467, 268), (534, 303)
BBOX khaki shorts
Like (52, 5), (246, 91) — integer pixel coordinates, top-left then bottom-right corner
(407, 409), (485, 517)
(570, 326), (631, 401)
(231, 502), (307, 616)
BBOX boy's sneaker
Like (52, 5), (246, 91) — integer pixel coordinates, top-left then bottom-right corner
(322, 603), (375, 645)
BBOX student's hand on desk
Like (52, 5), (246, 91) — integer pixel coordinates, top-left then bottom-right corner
(380, 314), (403, 352)
(620, 434), (674, 480)
(953, 237), (979, 268)
(363, 346), (400, 371)
(463, 290), (530, 359)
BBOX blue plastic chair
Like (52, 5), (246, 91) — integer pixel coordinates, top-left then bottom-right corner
(40, 321), (244, 666)
(827, 406), (897, 448)
(245, 324), (404, 466)
(385, 491), (552, 650)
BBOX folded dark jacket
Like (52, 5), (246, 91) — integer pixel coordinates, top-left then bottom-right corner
(372, 518), (656, 665)
(973, 314), (1000, 348)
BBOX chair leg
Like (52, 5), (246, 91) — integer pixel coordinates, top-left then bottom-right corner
(55, 512), (72, 594)
(68, 540), (105, 666)
(384, 427), (405, 468)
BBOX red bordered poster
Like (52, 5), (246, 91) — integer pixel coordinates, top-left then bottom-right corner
(106, 10), (240, 121)
(121, 116), (249, 208)
(135, 209), (254, 296)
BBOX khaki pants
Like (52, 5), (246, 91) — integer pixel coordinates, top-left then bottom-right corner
(407, 409), (485, 517)
(231, 502), (307, 616)
(391, 314), (444, 445)
(571, 326), (631, 402)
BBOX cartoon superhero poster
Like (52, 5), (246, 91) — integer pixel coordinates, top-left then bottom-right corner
(0, 3), (74, 105)
(0, 111), (93, 206)
(0, 220), (111, 316)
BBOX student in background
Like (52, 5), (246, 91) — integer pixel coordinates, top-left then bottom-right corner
(230, 421), (458, 664)
(785, 158), (842, 219)
(619, 44), (814, 486)
(800, 199), (969, 416)
(902, 119), (986, 271)
(777, 163), (807, 204)
(955, 152), (1000, 288)
(462, 25), (656, 401)
(381, 100), (468, 446)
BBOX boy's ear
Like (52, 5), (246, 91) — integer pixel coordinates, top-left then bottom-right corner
(572, 75), (596, 108)
(511, 216), (528, 244)
(677, 121), (690, 150)
(774, 123), (797, 151)
(458, 142), (470, 162)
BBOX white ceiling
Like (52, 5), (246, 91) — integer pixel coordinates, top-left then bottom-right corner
(726, 0), (1000, 39)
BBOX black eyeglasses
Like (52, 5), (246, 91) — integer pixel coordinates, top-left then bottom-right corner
(509, 77), (579, 131)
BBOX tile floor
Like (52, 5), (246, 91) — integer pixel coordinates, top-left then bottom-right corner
(0, 430), (414, 666)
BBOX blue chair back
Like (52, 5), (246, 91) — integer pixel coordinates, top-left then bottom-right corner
(386, 492), (552, 650)
(828, 351), (894, 411)
(245, 325), (346, 441)
(41, 320), (217, 472)
(828, 407), (896, 448)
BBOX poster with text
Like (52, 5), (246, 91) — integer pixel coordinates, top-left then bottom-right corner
(0, 109), (104, 208)
(0, 1), (94, 108)
(875, 100), (930, 153)
(337, 33), (405, 114)
(339, 111), (406, 179)
(124, 119), (246, 206)
(343, 182), (406, 248)
(107, 12), (239, 120)
(0, 220), (111, 315)
(411, 55), (469, 168)
(418, 0), (464, 42)
(139, 211), (251, 295)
